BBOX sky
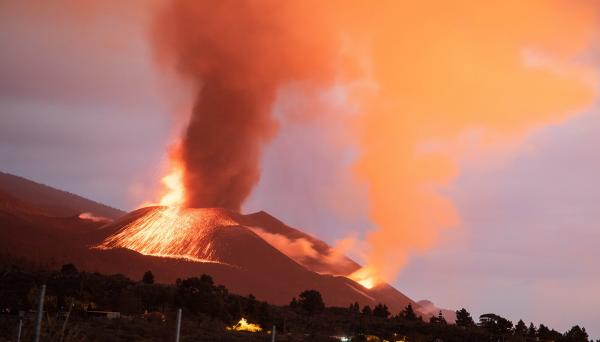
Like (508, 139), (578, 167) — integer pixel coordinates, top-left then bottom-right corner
(1, 1), (599, 337)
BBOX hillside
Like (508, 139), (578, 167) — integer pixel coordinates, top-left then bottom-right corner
(0, 171), (452, 320)
(0, 171), (124, 219)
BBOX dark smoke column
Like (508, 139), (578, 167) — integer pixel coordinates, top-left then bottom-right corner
(183, 76), (277, 210)
(153, 1), (337, 211)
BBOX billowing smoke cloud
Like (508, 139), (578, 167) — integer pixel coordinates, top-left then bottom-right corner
(349, 1), (598, 283)
(249, 227), (358, 275)
(151, 1), (338, 210)
(152, 1), (599, 282)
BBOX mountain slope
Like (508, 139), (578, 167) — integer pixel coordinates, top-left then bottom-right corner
(92, 206), (418, 312)
(0, 171), (124, 219)
(0, 172), (449, 317)
(240, 211), (361, 276)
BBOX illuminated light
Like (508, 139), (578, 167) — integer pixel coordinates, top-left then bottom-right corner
(95, 207), (239, 263)
(226, 318), (262, 332)
(349, 267), (380, 290)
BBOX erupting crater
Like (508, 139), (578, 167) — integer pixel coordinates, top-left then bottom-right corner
(96, 206), (241, 263)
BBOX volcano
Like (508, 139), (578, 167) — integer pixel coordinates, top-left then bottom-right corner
(0, 171), (452, 319)
(91, 205), (416, 312)
(96, 206), (359, 275)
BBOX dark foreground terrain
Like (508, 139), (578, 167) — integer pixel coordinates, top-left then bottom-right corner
(0, 255), (595, 342)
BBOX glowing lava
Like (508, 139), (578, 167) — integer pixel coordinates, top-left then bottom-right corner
(96, 207), (239, 262)
(100, 145), (386, 286)
(158, 146), (186, 208)
(349, 267), (380, 290)
(136, 146), (186, 209)
(96, 147), (244, 263)
(158, 166), (184, 207)
(227, 318), (262, 332)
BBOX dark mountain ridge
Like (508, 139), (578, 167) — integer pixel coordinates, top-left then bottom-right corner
(0, 171), (124, 219)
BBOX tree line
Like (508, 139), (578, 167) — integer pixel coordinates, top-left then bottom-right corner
(0, 256), (596, 341)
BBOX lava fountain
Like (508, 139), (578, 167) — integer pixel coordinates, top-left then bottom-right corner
(94, 150), (383, 289)
(157, 151), (185, 208)
(96, 150), (240, 263)
(95, 206), (240, 263)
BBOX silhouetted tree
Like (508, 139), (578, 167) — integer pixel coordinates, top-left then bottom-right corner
(514, 319), (527, 336)
(138, 283), (167, 312)
(142, 271), (154, 284)
(349, 302), (360, 314)
(437, 311), (447, 324)
(60, 263), (78, 275)
(527, 323), (537, 339)
(538, 324), (551, 340)
(175, 275), (226, 318)
(373, 303), (390, 318)
(455, 308), (475, 327)
(361, 305), (372, 316)
(400, 303), (418, 321)
(497, 316), (513, 335)
(429, 311), (447, 325)
(479, 313), (512, 336)
(564, 325), (588, 342)
(297, 290), (324, 314)
(535, 324), (562, 342)
(227, 296), (243, 321)
(256, 301), (272, 328)
(290, 297), (299, 310)
(246, 294), (257, 315)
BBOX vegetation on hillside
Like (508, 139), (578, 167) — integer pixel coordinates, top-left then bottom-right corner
(0, 255), (595, 341)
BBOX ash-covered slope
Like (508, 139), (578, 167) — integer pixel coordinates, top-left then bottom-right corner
(239, 211), (361, 276)
(0, 171), (124, 219)
(0, 172), (443, 316)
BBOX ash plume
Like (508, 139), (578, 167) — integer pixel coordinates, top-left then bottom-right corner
(152, 1), (337, 210)
(10, 0), (597, 290)
(180, 77), (276, 210)
(151, 0), (599, 284)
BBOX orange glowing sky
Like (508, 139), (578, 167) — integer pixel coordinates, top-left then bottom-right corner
(343, 1), (599, 283)
(145, 0), (600, 287)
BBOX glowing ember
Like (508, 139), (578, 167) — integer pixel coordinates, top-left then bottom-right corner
(349, 267), (379, 290)
(96, 207), (239, 263)
(227, 318), (262, 332)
